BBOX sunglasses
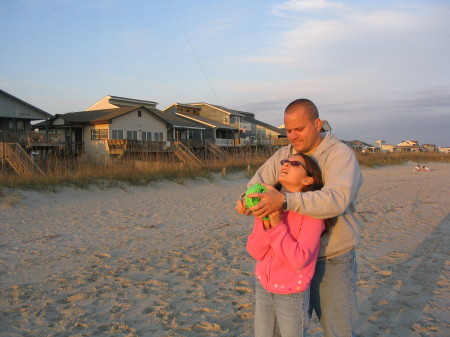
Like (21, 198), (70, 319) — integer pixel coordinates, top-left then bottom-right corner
(280, 159), (311, 176)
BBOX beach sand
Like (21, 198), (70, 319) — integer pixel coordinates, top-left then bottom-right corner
(1, 162), (449, 336)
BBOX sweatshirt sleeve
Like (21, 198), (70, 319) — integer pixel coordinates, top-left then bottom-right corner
(287, 143), (362, 219)
(246, 217), (271, 261)
(246, 139), (362, 220)
(265, 215), (324, 270)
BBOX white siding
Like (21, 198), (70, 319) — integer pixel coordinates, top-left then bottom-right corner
(82, 109), (167, 157)
(53, 117), (65, 126)
(83, 124), (109, 156)
(110, 110), (166, 141)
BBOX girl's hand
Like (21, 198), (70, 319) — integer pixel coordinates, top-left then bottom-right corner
(262, 210), (282, 230)
(268, 210), (282, 227)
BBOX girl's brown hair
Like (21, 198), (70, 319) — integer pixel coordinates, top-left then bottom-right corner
(276, 153), (336, 234)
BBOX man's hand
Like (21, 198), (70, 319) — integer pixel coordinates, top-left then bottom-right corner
(246, 183), (284, 219)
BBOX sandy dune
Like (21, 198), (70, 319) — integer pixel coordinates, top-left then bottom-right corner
(1, 162), (449, 336)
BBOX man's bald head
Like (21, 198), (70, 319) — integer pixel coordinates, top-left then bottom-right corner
(285, 99), (319, 122)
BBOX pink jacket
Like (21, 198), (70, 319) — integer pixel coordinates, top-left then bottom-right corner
(247, 211), (324, 294)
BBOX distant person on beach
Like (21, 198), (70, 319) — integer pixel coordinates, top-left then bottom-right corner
(236, 98), (363, 337)
(247, 153), (328, 337)
(413, 164), (421, 172)
(422, 165), (430, 171)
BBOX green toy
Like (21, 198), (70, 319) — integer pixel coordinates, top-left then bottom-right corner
(245, 183), (269, 220)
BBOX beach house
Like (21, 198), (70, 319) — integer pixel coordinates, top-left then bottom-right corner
(0, 89), (52, 143)
(169, 102), (286, 146)
(0, 89), (54, 175)
(397, 140), (420, 152)
(37, 106), (169, 157)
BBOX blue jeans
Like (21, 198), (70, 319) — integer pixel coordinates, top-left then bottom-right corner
(309, 249), (358, 337)
(254, 281), (310, 337)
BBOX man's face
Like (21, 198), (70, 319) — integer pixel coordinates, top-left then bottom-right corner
(284, 107), (323, 154)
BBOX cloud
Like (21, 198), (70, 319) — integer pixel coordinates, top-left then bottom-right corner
(254, 1), (450, 74)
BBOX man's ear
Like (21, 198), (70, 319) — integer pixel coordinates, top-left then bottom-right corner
(315, 118), (323, 132)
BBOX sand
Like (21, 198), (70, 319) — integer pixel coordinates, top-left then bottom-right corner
(0, 162), (449, 337)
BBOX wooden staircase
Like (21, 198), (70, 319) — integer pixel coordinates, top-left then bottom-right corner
(0, 142), (46, 177)
(205, 140), (232, 161)
(172, 142), (204, 167)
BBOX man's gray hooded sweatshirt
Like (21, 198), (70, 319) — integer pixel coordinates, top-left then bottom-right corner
(248, 134), (364, 258)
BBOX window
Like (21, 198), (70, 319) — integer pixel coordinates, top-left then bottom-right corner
(181, 130), (193, 140)
(126, 130), (138, 140)
(230, 116), (240, 124)
(154, 132), (164, 141)
(91, 129), (108, 140)
(112, 129), (124, 139)
(142, 131), (152, 141)
(17, 120), (25, 132)
(138, 110), (142, 117)
(216, 130), (227, 139)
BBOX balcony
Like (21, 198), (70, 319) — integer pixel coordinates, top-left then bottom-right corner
(0, 131), (63, 146)
(107, 139), (168, 155)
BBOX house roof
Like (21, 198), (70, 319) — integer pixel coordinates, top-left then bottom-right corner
(152, 109), (208, 129)
(242, 116), (285, 136)
(85, 95), (158, 111)
(59, 106), (138, 124)
(107, 95), (158, 106)
(35, 106), (209, 130)
(0, 89), (52, 119)
(342, 140), (372, 148)
(36, 106), (168, 127)
(176, 113), (238, 130)
(163, 102), (201, 111)
(187, 102), (255, 118)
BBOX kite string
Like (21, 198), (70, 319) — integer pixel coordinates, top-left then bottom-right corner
(166, 0), (221, 105)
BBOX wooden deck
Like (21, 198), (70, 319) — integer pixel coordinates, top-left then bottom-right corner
(0, 142), (46, 176)
(0, 131), (64, 147)
(107, 139), (169, 155)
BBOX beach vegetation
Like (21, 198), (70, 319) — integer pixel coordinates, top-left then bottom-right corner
(0, 152), (269, 191)
(0, 150), (448, 190)
(355, 151), (450, 168)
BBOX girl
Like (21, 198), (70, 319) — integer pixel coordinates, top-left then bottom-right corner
(247, 153), (327, 337)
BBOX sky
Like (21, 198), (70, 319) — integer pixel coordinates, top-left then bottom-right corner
(1, 0), (449, 146)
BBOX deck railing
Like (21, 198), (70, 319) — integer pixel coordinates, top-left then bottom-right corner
(0, 131), (63, 145)
(107, 139), (167, 154)
(0, 142), (46, 176)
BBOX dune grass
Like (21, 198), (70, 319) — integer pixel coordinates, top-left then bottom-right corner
(0, 153), (268, 191)
(356, 151), (449, 168)
(0, 151), (448, 191)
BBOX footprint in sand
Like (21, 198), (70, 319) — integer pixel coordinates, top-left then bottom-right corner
(110, 226), (127, 231)
(95, 253), (112, 259)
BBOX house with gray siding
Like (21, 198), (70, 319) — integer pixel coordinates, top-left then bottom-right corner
(0, 89), (52, 142)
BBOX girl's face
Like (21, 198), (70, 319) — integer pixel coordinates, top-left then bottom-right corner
(278, 154), (313, 192)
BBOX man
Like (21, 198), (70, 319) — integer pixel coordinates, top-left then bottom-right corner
(236, 98), (363, 337)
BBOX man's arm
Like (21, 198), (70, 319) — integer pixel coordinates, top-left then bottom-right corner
(288, 146), (362, 219)
(249, 144), (362, 219)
